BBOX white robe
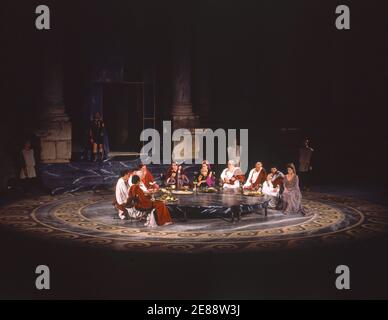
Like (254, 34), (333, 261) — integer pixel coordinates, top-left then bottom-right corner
(116, 177), (146, 219)
(115, 177), (129, 211)
(262, 181), (279, 197)
(243, 168), (262, 189)
(221, 167), (240, 189)
(20, 149), (36, 179)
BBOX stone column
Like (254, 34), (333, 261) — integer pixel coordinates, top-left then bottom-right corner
(196, 52), (210, 126)
(171, 25), (199, 130)
(36, 41), (72, 163)
(195, 22), (210, 126)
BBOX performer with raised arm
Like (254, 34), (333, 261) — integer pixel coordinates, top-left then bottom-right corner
(243, 162), (266, 190)
(220, 160), (245, 189)
(282, 163), (307, 215)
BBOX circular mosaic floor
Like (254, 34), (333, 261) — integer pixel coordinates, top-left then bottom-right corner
(0, 191), (387, 253)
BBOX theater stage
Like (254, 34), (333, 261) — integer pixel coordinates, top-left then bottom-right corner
(2, 160), (388, 299)
(1, 189), (386, 253)
(1, 182), (388, 299)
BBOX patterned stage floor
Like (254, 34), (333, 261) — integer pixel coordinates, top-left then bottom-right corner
(0, 191), (387, 253)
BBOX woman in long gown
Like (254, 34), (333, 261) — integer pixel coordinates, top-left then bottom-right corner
(281, 163), (307, 215)
(129, 175), (173, 226)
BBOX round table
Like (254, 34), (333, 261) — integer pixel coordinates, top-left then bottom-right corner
(165, 190), (271, 222)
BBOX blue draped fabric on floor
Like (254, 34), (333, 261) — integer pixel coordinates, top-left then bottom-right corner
(39, 160), (198, 195)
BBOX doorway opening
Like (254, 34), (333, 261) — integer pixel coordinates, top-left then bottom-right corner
(103, 82), (143, 153)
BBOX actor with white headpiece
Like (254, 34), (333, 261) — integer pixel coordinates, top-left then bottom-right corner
(220, 160), (245, 189)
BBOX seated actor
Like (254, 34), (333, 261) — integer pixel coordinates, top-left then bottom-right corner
(270, 166), (285, 188)
(196, 162), (215, 188)
(164, 161), (190, 189)
(114, 170), (130, 220)
(243, 162), (266, 190)
(129, 175), (173, 227)
(126, 170), (142, 191)
(114, 170), (144, 220)
(262, 173), (280, 208)
(201, 160), (212, 171)
(138, 163), (159, 191)
(165, 171), (177, 187)
(220, 160), (245, 189)
(128, 168), (152, 194)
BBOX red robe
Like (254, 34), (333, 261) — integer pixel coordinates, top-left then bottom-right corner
(129, 184), (172, 226)
(272, 176), (284, 188)
(250, 168), (267, 190)
(142, 169), (159, 190)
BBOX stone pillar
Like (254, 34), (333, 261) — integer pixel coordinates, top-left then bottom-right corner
(195, 23), (210, 126)
(171, 25), (199, 130)
(36, 41), (72, 163)
(196, 56), (210, 126)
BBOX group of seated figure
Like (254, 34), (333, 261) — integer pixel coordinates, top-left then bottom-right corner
(219, 160), (306, 215)
(114, 164), (173, 227)
(114, 159), (307, 227)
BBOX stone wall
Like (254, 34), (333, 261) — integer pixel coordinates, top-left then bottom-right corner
(37, 106), (72, 163)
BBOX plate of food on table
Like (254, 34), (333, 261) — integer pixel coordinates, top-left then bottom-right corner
(156, 193), (178, 203)
(242, 189), (263, 196)
(171, 189), (194, 195)
(197, 187), (218, 193)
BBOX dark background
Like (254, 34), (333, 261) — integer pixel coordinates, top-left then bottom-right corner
(1, 0), (387, 183)
(1, 0), (388, 300)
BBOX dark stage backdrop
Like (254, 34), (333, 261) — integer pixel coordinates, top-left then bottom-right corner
(0, 0), (387, 188)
